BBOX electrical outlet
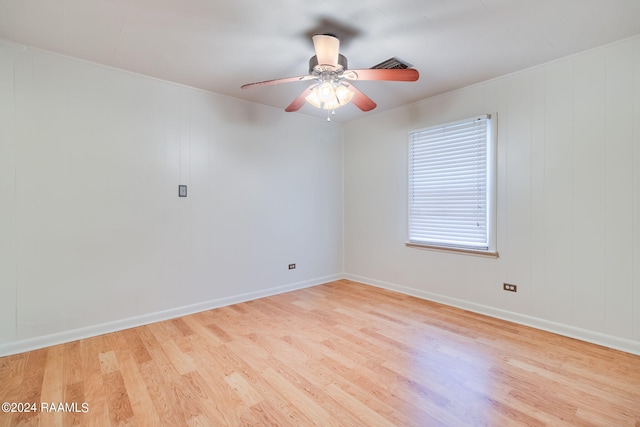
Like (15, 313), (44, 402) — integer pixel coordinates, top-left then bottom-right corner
(503, 283), (517, 292)
(288, 264), (296, 270)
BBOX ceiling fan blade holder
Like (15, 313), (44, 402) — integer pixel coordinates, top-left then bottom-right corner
(312, 34), (340, 68)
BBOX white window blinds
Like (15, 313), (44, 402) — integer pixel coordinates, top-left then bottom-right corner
(408, 115), (492, 251)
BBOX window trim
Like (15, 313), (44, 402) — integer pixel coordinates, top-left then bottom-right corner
(405, 242), (499, 258)
(406, 114), (498, 257)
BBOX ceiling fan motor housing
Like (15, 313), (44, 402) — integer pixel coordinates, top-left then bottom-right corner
(309, 54), (348, 74)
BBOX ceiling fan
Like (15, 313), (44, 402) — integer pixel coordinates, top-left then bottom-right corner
(241, 34), (419, 116)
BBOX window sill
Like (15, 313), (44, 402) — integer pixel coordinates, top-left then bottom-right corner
(405, 242), (499, 258)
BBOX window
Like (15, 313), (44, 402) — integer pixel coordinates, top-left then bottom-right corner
(407, 114), (497, 256)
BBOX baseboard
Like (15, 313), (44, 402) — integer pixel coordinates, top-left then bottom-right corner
(5, 273), (638, 358)
(0, 274), (341, 357)
(342, 273), (640, 356)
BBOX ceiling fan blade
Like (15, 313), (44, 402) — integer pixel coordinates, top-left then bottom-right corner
(312, 34), (340, 67)
(343, 83), (376, 112)
(241, 75), (314, 89)
(343, 68), (419, 82)
(285, 84), (316, 112)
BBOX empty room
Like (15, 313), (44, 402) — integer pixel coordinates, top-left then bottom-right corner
(1, 0), (640, 425)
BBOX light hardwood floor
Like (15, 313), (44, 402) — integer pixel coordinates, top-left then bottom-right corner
(1, 279), (639, 426)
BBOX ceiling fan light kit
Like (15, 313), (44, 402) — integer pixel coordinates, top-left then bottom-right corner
(305, 82), (354, 110)
(241, 34), (419, 117)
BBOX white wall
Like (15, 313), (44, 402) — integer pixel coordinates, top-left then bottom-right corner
(0, 42), (344, 356)
(344, 36), (640, 355)
(3, 34), (640, 357)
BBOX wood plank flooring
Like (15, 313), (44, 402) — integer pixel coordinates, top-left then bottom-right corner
(1, 279), (639, 426)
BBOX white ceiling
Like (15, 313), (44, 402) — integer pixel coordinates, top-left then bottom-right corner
(1, 0), (640, 122)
